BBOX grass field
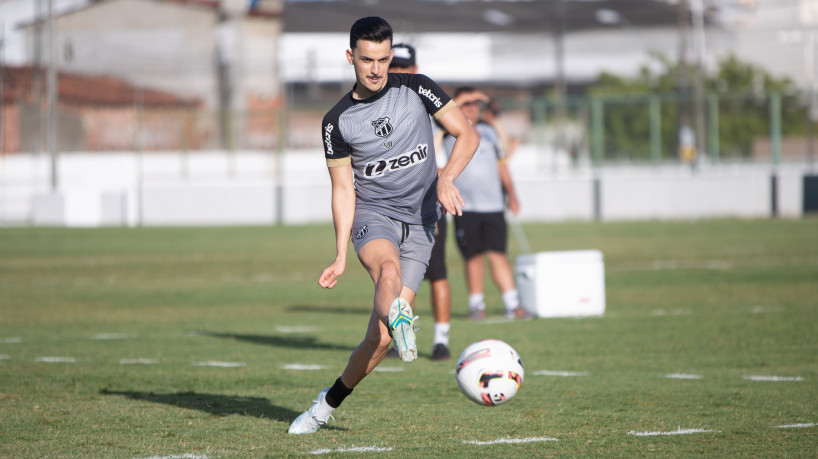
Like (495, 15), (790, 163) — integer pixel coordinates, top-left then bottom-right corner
(1, 219), (816, 457)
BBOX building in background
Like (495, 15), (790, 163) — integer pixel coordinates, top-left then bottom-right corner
(12, 0), (283, 151)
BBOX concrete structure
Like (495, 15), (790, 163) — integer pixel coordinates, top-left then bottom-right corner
(0, 148), (813, 227)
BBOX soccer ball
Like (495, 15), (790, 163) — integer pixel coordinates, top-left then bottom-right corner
(455, 339), (524, 406)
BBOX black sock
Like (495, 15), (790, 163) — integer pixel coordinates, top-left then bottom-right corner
(325, 377), (353, 408)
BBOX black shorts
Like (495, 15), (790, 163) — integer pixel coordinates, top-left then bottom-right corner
(424, 215), (448, 281)
(453, 211), (507, 260)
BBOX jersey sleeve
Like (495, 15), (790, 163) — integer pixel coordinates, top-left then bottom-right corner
(484, 123), (507, 162)
(322, 112), (351, 167)
(408, 73), (455, 120)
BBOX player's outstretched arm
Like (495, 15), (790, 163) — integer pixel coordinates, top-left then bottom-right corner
(436, 106), (479, 216)
(319, 164), (355, 289)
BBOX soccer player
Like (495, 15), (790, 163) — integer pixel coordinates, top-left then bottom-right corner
(442, 87), (532, 321)
(288, 17), (479, 435)
(386, 42), (453, 361)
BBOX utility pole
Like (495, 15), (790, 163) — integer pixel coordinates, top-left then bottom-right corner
(46, 0), (58, 191)
(33, 0), (43, 157)
(691, 0), (707, 162)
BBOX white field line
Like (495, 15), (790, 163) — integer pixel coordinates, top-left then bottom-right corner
(743, 375), (804, 382)
(136, 455), (211, 459)
(628, 428), (715, 436)
(532, 370), (589, 377)
(373, 366), (404, 372)
(747, 305), (784, 314)
(120, 358), (159, 365)
(90, 333), (131, 340)
(34, 356), (76, 363)
(282, 364), (327, 370)
(310, 446), (392, 455)
(463, 437), (558, 446)
(665, 373), (703, 380)
(1, 337), (22, 343)
(192, 361), (246, 368)
(650, 309), (692, 317)
(774, 423), (815, 429)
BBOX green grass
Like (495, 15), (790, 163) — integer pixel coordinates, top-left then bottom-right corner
(1, 219), (816, 457)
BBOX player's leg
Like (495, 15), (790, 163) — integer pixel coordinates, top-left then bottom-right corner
(455, 212), (488, 320)
(483, 212), (530, 319)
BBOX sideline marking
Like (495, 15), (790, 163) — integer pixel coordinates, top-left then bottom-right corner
(743, 375), (804, 382)
(192, 361), (245, 368)
(628, 428), (715, 436)
(0, 355), (9, 360)
(650, 308), (691, 317)
(463, 437), (558, 446)
(35, 356), (76, 363)
(90, 333), (130, 340)
(1, 337), (22, 343)
(275, 326), (318, 333)
(774, 423), (815, 429)
(282, 364), (327, 371)
(665, 373), (703, 380)
(120, 358), (159, 365)
(748, 305), (783, 314)
(136, 455), (211, 459)
(309, 446), (392, 455)
(373, 366), (404, 372)
(532, 370), (589, 377)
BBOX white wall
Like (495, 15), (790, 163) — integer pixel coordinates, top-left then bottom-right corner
(0, 149), (813, 227)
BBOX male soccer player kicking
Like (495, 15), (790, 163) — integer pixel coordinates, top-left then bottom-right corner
(288, 16), (479, 434)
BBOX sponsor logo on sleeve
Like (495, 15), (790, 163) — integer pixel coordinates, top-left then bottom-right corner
(418, 85), (443, 109)
(324, 123), (334, 155)
(364, 144), (428, 178)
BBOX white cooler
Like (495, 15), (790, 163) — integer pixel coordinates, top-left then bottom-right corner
(515, 250), (606, 318)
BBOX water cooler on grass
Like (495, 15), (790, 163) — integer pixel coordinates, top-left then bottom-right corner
(515, 250), (606, 318)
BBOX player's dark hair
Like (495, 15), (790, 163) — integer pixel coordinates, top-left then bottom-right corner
(349, 16), (393, 49)
(454, 86), (478, 98)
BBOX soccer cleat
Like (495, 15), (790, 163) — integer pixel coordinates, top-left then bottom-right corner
(388, 298), (418, 363)
(431, 343), (451, 361)
(505, 307), (535, 320)
(287, 388), (334, 435)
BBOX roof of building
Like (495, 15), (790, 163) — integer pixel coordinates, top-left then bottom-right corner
(282, 0), (682, 34)
(2, 66), (201, 107)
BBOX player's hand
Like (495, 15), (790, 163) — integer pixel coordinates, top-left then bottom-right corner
(437, 178), (465, 216)
(508, 195), (520, 216)
(318, 258), (346, 289)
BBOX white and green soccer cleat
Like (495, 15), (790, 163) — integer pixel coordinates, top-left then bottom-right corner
(388, 298), (418, 363)
(287, 388), (334, 435)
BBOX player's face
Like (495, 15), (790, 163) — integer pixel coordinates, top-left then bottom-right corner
(347, 39), (393, 98)
(459, 98), (482, 124)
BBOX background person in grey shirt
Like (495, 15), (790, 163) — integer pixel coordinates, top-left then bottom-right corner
(442, 87), (531, 321)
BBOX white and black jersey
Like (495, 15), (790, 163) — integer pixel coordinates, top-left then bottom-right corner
(442, 120), (506, 213)
(322, 73), (455, 224)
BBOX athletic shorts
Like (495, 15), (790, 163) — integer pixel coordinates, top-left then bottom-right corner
(351, 209), (436, 294)
(453, 211), (507, 260)
(424, 214), (448, 281)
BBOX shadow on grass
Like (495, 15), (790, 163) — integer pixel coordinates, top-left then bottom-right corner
(99, 389), (347, 431)
(287, 304), (369, 315)
(194, 331), (357, 352)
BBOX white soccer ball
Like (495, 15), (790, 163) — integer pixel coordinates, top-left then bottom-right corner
(455, 339), (524, 406)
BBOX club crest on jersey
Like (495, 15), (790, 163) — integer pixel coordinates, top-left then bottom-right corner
(364, 144), (428, 178)
(355, 225), (368, 240)
(372, 117), (393, 138)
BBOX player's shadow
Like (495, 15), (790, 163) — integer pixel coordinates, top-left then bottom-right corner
(194, 330), (356, 352)
(286, 304), (369, 315)
(99, 389), (347, 431)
